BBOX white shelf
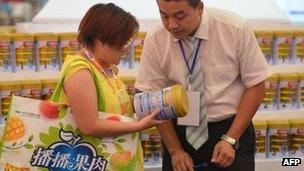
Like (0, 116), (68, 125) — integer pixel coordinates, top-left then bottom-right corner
(0, 71), (59, 81)
(118, 68), (138, 77)
(270, 64), (304, 73)
(255, 158), (304, 171)
(254, 110), (304, 120)
(0, 68), (138, 82)
(144, 164), (162, 171)
(2, 64), (304, 81)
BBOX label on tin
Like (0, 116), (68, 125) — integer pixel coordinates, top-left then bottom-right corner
(177, 91), (200, 126)
(38, 40), (59, 71)
(0, 41), (12, 72)
(134, 90), (177, 120)
(267, 128), (289, 158)
(21, 89), (41, 99)
(14, 40), (36, 72)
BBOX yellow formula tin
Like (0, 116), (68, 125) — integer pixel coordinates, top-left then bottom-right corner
(34, 33), (58, 71)
(11, 33), (35, 72)
(134, 84), (188, 120)
(21, 80), (41, 99)
(0, 34), (12, 72)
(0, 81), (21, 115)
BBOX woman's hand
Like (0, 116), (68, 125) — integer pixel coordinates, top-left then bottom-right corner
(137, 109), (165, 130)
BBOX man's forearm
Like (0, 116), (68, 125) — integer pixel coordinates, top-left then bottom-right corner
(226, 81), (266, 140)
(156, 120), (183, 155)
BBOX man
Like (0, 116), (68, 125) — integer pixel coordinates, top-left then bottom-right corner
(135, 0), (272, 170)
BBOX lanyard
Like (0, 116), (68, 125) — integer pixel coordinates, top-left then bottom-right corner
(178, 39), (202, 90)
(82, 48), (126, 104)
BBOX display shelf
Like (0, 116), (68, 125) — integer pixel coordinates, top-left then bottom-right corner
(144, 164), (162, 171)
(254, 110), (304, 120)
(0, 71), (59, 81)
(0, 68), (138, 82)
(255, 158), (304, 171)
(1, 64), (303, 81)
(143, 159), (304, 171)
(270, 64), (304, 73)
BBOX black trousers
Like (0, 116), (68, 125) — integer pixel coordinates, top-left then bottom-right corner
(162, 116), (255, 171)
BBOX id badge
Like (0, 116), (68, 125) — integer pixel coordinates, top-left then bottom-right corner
(177, 91), (200, 126)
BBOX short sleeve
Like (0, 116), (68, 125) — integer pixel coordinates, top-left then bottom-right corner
(135, 34), (170, 91)
(237, 22), (272, 88)
(64, 59), (91, 82)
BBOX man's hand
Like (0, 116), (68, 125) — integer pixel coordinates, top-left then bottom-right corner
(171, 150), (194, 171)
(211, 140), (235, 168)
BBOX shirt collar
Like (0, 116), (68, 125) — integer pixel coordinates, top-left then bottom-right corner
(174, 8), (209, 42)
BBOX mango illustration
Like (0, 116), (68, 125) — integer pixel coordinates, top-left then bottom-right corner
(110, 150), (134, 171)
(39, 101), (60, 119)
(4, 163), (30, 171)
(5, 117), (25, 141)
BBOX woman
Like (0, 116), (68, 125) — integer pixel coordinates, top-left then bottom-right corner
(54, 3), (162, 170)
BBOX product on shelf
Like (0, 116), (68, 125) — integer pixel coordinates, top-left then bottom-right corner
(273, 30), (293, 65)
(140, 127), (162, 166)
(259, 74), (278, 111)
(34, 33), (59, 71)
(253, 120), (267, 159)
(134, 84), (188, 120)
(11, 33), (35, 72)
(119, 76), (136, 87)
(266, 119), (289, 159)
(0, 81), (21, 116)
(0, 34), (12, 72)
(118, 51), (132, 69)
(297, 73), (304, 109)
(288, 119), (304, 157)
(277, 73), (298, 110)
(0, 116), (5, 142)
(0, 26), (15, 34)
(133, 32), (147, 67)
(41, 79), (58, 100)
(292, 29), (304, 64)
(21, 80), (42, 99)
(57, 32), (80, 63)
(254, 30), (273, 65)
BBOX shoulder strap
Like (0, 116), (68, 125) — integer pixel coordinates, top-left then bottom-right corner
(51, 56), (105, 111)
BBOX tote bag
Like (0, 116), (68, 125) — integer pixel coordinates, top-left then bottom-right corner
(0, 58), (140, 171)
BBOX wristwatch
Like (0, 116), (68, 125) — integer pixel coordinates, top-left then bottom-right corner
(221, 134), (239, 150)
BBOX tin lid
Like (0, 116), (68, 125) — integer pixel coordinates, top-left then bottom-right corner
(278, 73), (298, 81)
(119, 76), (136, 86)
(292, 28), (304, 37)
(141, 127), (159, 135)
(273, 30), (293, 38)
(0, 81), (21, 90)
(288, 119), (304, 128)
(57, 32), (78, 40)
(267, 119), (289, 128)
(41, 79), (58, 88)
(172, 85), (189, 117)
(136, 31), (147, 39)
(34, 32), (57, 41)
(11, 33), (34, 41)
(21, 80), (42, 89)
(0, 34), (10, 41)
(266, 74), (278, 82)
(297, 73), (304, 80)
(253, 120), (267, 130)
(254, 30), (273, 37)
